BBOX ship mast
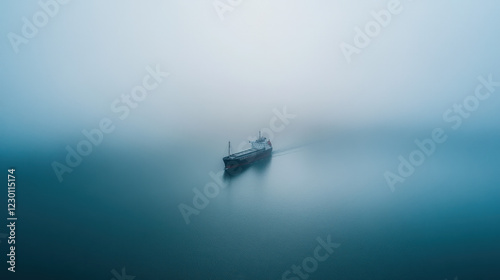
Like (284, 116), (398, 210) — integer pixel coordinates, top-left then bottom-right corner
(228, 141), (231, 156)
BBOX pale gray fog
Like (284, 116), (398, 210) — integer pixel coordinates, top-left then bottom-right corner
(1, 1), (500, 279)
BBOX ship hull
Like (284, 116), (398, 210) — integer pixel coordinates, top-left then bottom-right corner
(223, 148), (272, 170)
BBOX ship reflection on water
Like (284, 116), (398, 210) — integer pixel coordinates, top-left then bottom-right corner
(223, 156), (272, 179)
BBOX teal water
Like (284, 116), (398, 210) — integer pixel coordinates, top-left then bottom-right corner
(2, 129), (500, 280)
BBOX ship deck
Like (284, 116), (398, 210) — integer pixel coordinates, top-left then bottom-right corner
(230, 148), (260, 157)
(224, 147), (270, 160)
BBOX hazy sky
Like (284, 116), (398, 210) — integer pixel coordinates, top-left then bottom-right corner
(2, 1), (500, 152)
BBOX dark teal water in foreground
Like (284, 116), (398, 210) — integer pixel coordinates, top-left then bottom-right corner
(3, 129), (500, 280)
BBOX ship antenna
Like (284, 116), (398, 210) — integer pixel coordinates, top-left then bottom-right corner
(228, 141), (231, 156)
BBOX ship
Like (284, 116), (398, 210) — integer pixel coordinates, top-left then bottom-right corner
(223, 132), (272, 170)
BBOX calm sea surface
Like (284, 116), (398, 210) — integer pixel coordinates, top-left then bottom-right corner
(7, 129), (500, 280)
